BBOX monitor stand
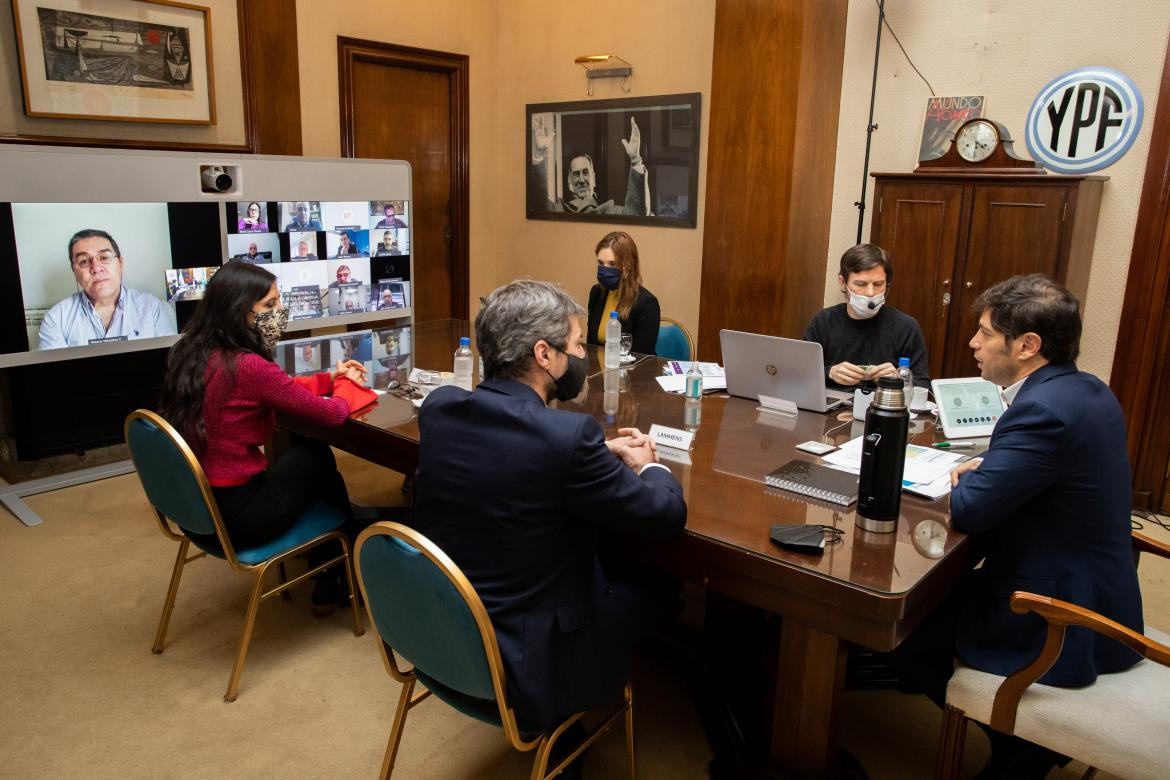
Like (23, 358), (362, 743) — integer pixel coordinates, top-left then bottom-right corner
(1, 460), (134, 527)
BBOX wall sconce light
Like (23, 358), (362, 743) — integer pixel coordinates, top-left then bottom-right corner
(575, 54), (632, 96)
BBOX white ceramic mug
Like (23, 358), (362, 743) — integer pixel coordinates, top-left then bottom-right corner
(910, 386), (929, 409)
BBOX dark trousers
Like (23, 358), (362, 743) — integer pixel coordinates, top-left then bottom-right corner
(206, 438), (362, 575)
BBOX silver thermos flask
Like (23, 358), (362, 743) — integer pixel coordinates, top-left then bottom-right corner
(857, 376), (909, 532)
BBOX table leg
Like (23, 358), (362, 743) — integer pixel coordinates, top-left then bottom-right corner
(770, 619), (847, 772)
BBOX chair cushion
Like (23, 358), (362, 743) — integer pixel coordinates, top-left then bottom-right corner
(188, 501), (346, 565)
(946, 626), (1170, 780)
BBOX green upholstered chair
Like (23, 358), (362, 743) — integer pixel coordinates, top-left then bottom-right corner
(124, 409), (363, 702)
(355, 521), (636, 780)
(656, 317), (694, 361)
(936, 530), (1170, 780)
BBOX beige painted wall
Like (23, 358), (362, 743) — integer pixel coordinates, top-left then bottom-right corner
(296, 0), (714, 332)
(825, 0), (1170, 381)
(0, 0), (245, 146)
(295, 0), (501, 315)
(493, 0), (716, 339)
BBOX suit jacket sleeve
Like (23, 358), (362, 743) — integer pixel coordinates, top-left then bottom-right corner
(620, 166), (647, 216)
(949, 399), (1065, 533)
(630, 290), (661, 355)
(564, 414), (686, 540)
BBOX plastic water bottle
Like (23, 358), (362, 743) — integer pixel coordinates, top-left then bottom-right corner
(685, 362), (703, 399)
(897, 356), (913, 395)
(684, 397), (702, 432)
(604, 369), (619, 418)
(605, 311), (621, 369)
(454, 337), (473, 391)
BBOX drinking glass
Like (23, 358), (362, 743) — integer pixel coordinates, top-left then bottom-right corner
(619, 333), (633, 359)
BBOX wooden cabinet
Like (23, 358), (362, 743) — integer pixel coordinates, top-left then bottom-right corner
(870, 173), (1104, 380)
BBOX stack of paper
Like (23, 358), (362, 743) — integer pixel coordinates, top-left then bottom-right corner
(656, 361), (727, 393)
(656, 374), (727, 393)
(820, 436), (965, 499)
(662, 361), (724, 377)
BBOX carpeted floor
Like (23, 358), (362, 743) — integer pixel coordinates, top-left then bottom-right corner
(1, 450), (1165, 778)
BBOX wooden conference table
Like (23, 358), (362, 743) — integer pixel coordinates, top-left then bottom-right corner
(281, 320), (975, 774)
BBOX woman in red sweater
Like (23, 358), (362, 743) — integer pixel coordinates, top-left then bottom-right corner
(160, 260), (374, 609)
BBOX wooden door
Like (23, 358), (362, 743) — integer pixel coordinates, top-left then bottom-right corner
(871, 181), (964, 380)
(945, 184), (1069, 378)
(339, 39), (469, 321)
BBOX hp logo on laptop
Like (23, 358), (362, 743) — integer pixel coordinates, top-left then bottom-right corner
(765, 364), (777, 376)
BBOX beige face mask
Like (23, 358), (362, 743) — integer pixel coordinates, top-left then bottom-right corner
(250, 307), (289, 351)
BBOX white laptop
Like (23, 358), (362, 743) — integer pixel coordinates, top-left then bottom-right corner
(720, 329), (851, 412)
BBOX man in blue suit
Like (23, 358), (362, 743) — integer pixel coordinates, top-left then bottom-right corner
(899, 274), (1142, 776)
(415, 279), (687, 735)
(949, 274), (1142, 688)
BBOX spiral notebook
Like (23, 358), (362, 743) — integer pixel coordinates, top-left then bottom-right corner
(764, 460), (859, 506)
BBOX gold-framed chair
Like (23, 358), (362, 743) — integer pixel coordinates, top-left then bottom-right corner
(124, 409), (364, 702)
(656, 317), (695, 361)
(355, 521), (636, 780)
(936, 530), (1170, 780)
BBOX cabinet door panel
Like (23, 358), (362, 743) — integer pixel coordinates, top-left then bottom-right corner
(946, 185), (1068, 378)
(872, 182), (963, 380)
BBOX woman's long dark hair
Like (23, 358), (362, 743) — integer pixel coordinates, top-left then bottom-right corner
(159, 261), (276, 454)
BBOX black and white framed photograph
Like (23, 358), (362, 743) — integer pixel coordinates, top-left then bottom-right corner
(527, 92), (701, 228)
(11, 0), (216, 124)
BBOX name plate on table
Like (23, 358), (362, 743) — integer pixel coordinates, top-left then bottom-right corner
(650, 424), (694, 451)
(656, 444), (693, 466)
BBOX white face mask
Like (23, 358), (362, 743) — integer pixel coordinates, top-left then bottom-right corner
(848, 291), (885, 319)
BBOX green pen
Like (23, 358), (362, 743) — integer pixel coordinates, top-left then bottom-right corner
(933, 441), (975, 449)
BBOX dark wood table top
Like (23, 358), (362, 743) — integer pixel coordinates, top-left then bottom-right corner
(283, 319), (977, 652)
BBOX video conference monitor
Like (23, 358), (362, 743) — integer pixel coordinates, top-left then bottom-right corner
(0, 198), (412, 367)
(276, 325), (413, 390)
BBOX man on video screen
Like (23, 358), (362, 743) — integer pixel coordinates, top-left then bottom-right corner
(374, 203), (407, 230)
(292, 240), (318, 261)
(328, 264), (364, 289)
(38, 229), (176, 350)
(286, 202), (323, 231)
(236, 242), (266, 263)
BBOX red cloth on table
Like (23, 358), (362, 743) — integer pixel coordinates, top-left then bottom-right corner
(200, 351), (376, 487)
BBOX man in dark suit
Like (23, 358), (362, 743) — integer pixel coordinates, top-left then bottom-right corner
(899, 274), (1142, 776)
(415, 279), (687, 734)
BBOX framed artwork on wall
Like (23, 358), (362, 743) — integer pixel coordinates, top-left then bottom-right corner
(527, 92), (701, 228)
(10, 0), (216, 125)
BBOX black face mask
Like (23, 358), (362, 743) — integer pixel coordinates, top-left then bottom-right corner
(546, 345), (588, 402)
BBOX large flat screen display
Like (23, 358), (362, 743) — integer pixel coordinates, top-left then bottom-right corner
(0, 199), (412, 365)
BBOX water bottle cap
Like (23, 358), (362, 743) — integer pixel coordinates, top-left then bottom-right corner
(459, 336), (470, 346)
(898, 357), (910, 367)
(610, 311), (618, 318)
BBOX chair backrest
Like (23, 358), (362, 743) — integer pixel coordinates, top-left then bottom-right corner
(356, 523), (501, 704)
(657, 317), (694, 361)
(124, 409), (221, 539)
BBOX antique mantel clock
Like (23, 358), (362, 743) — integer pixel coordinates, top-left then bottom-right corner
(916, 118), (1045, 174)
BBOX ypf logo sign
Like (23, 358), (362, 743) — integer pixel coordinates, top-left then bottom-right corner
(1025, 67), (1143, 174)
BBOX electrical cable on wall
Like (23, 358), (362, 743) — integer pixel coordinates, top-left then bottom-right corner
(854, 0), (937, 244)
